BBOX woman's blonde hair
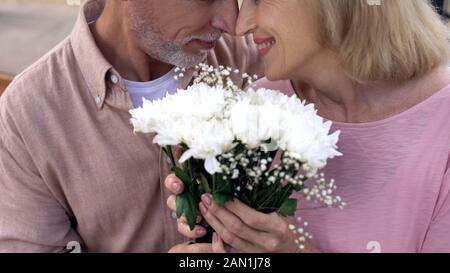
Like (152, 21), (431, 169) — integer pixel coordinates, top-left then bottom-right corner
(312, 0), (450, 83)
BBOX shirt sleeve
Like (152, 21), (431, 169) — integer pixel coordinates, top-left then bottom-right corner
(0, 96), (82, 253)
(421, 166), (450, 253)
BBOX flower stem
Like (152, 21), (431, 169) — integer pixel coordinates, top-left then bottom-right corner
(187, 158), (194, 180)
(165, 146), (177, 168)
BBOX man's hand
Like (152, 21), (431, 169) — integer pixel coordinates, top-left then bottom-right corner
(168, 242), (212, 253)
(165, 173), (207, 239)
(168, 232), (227, 253)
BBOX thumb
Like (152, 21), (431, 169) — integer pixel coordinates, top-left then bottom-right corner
(212, 232), (227, 253)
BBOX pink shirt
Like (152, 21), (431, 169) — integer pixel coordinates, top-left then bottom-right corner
(254, 79), (450, 253)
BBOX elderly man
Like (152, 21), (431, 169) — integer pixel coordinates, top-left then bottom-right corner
(0, 0), (260, 252)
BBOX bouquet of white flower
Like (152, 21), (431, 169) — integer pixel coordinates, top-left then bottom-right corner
(130, 64), (344, 243)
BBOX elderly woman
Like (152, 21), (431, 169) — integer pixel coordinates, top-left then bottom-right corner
(167, 0), (450, 253)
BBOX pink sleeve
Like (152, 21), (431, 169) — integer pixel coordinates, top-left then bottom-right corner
(421, 167), (450, 253)
(0, 105), (82, 252)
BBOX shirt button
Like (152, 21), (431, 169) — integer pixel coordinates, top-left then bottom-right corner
(110, 74), (119, 84)
(171, 211), (177, 220)
(95, 96), (101, 104)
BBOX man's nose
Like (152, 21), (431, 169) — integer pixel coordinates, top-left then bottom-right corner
(210, 1), (239, 35)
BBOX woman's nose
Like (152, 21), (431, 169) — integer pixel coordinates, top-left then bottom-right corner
(236, 1), (257, 36)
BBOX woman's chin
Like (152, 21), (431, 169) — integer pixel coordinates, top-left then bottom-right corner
(264, 67), (288, 82)
(262, 57), (292, 81)
(261, 52), (291, 81)
(265, 74), (281, 81)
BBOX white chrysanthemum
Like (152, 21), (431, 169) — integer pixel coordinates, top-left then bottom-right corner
(130, 84), (230, 133)
(229, 97), (282, 149)
(130, 83), (235, 174)
(228, 88), (297, 148)
(248, 88), (291, 107)
(152, 118), (197, 146)
(129, 98), (164, 134)
(130, 83), (230, 140)
(166, 83), (230, 121)
(278, 112), (341, 170)
(229, 88), (341, 171)
(130, 83), (341, 175)
(179, 119), (235, 174)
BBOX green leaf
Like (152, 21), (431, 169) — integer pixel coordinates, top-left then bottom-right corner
(176, 192), (198, 230)
(200, 173), (211, 194)
(277, 198), (298, 216)
(172, 166), (192, 185)
(213, 192), (234, 207)
(163, 146), (177, 167)
(215, 175), (233, 194)
(240, 194), (251, 207)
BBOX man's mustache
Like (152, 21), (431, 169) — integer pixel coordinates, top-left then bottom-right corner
(186, 31), (223, 43)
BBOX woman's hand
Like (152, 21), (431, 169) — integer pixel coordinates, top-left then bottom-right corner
(199, 193), (318, 253)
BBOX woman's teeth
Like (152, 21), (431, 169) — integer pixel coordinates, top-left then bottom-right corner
(257, 40), (275, 50)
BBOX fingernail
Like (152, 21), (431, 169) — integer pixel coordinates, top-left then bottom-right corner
(172, 182), (180, 192)
(196, 228), (206, 236)
(213, 232), (218, 243)
(199, 202), (208, 215)
(201, 194), (212, 206)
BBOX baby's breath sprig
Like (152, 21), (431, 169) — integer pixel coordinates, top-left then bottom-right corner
(173, 67), (186, 81)
(174, 63), (259, 93)
(303, 173), (347, 209)
(289, 216), (314, 252)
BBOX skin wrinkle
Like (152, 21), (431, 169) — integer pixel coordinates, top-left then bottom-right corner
(126, 2), (220, 69)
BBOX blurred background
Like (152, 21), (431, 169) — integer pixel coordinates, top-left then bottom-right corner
(0, 1), (79, 75)
(0, 0), (448, 95)
(0, 0), (82, 93)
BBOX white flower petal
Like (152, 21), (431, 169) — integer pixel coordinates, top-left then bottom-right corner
(179, 149), (195, 163)
(204, 156), (221, 174)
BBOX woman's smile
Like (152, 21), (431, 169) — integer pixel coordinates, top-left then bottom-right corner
(254, 37), (276, 57)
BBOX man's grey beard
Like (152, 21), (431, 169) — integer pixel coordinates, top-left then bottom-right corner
(128, 17), (222, 68)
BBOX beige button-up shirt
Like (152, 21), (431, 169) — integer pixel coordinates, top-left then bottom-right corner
(0, 0), (261, 252)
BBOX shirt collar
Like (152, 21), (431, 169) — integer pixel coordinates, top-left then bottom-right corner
(70, 0), (112, 110)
